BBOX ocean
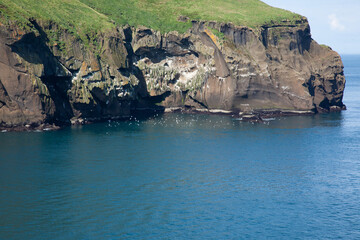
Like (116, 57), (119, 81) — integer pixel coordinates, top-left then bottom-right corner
(0, 55), (359, 239)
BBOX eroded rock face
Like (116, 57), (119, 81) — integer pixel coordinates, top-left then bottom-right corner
(0, 23), (141, 128)
(134, 19), (345, 113)
(0, 18), (346, 129)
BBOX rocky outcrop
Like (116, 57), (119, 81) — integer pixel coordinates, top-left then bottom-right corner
(0, 22), (142, 129)
(0, 18), (345, 130)
(134, 19), (345, 114)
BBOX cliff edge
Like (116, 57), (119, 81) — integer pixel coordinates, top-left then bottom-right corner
(0, 1), (345, 130)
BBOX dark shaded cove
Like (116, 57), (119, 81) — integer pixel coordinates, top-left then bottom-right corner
(9, 22), (75, 125)
(40, 76), (73, 125)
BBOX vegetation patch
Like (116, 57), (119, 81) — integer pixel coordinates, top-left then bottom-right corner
(1, 0), (302, 35)
(0, 0), (114, 42)
(209, 28), (225, 41)
(0, 0), (302, 55)
(320, 44), (331, 50)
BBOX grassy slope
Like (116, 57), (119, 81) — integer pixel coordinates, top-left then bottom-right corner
(79, 0), (301, 33)
(0, 0), (114, 38)
(0, 0), (301, 36)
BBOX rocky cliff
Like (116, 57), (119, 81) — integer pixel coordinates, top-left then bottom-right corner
(0, 17), (345, 130)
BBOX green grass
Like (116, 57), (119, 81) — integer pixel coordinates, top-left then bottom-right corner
(0, 0), (114, 38)
(0, 0), (302, 38)
(79, 0), (302, 32)
(209, 27), (225, 41)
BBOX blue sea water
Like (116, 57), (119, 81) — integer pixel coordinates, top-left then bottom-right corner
(0, 55), (360, 239)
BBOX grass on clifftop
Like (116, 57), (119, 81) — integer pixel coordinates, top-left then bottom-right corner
(0, 0), (114, 37)
(79, 0), (302, 32)
(0, 0), (302, 36)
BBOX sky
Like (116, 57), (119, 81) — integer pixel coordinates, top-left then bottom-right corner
(262, 0), (360, 54)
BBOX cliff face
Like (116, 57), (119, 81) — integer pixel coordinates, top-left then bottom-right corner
(136, 19), (345, 113)
(0, 18), (345, 129)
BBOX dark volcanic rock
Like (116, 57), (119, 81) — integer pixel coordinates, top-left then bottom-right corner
(132, 19), (345, 114)
(0, 18), (346, 130)
(0, 23), (141, 129)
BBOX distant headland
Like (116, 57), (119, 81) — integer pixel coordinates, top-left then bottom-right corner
(0, 0), (345, 130)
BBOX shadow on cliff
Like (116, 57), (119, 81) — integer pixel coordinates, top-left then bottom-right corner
(9, 24), (74, 125)
(130, 65), (168, 119)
